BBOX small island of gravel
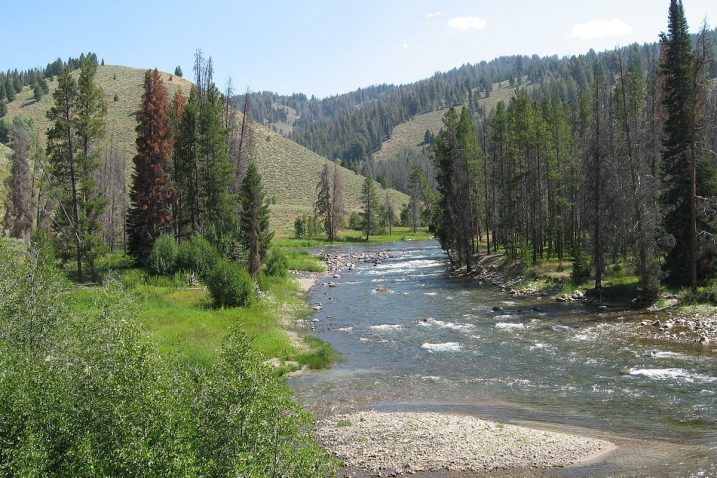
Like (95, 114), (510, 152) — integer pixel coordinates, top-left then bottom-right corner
(317, 411), (615, 475)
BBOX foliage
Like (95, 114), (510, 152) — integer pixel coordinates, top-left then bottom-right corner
(127, 69), (174, 265)
(348, 211), (362, 230)
(3, 120), (35, 238)
(571, 246), (592, 283)
(147, 234), (178, 276)
(294, 216), (305, 237)
(46, 61), (107, 283)
(0, 242), (334, 476)
(264, 247), (289, 277)
(239, 162), (273, 277)
(207, 259), (256, 308)
(360, 173), (382, 239)
(176, 235), (219, 280)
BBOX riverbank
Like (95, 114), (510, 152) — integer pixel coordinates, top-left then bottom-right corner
(462, 253), (716, 347)
(317, 411), (615, 475)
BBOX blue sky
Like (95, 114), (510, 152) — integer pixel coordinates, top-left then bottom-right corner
(3, 0), (716, 98)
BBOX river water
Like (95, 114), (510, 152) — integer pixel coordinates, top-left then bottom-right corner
(289, 240), (717, 477)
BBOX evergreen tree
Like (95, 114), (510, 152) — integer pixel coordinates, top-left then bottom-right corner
(5, 81), (15, 102)
(360, 172), (380, 240)
(127, 69), (174, 265)
(0, 100), (6, 118)
(660, 0), (716, 287)
(74, 58), (107, 282)
(33, 83), (42, 101)
(3, 121), (35, 238)
(315, 164), (334, 240)
(384, 191), (395, 236)
(239, 162), (273, 277)
(175, 65), (183, 78)
(331, 162), (345, 234)
(433, 107), (481, 270)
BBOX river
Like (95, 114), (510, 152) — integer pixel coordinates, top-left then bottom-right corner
(289, 240), (717, 477)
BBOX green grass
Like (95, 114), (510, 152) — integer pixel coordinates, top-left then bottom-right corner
(511, 257), (642, 301)
(275, 226), (433, 248)
(283, 249), (326, 272)
(67, 266), (334, 371)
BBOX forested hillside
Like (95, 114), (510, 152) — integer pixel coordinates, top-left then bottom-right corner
(242, 29), (717, 181)
(0, 64), (407, 232)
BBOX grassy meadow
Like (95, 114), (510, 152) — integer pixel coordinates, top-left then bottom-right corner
(65, 251), (334, 373)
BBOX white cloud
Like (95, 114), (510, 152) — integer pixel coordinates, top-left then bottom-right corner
(447, 16), (487, 31)
(569, 19), (634, 40)
(426, 11), (442, 19)
(402, 42), (409, 50)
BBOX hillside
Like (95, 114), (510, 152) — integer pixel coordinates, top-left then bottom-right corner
(1, 65), (407, 232)
(371, 79), (528, 163)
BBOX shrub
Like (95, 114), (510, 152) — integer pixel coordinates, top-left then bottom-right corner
(0, 243), (335, 476)
(147, 235), (178, 276)
(176, 236), (219, 280)
(207, 260), (256, 308)
(119, 269), (146, 289)
(264, 248), (289, 277)
(571, 246), (591, 283)
(348, 212), (362, 230)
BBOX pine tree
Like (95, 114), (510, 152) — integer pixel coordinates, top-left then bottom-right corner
(5, 81), (15, 102)
(169, 88), (186, 240)
(384, 191), (395, 236)
(74, 58), (107, 282)
(331, 163), (345, 235)
(3, 122), (35, 238)
(659, 0), (716, 287)
(433, 107), (480, 270)
(239, 162), (273, 277)
(361, 172), (380, 240)
(46, 65), (107, 283)
(33, 83), (42, 101)
(175, 66), (183, 78)
(127, 69), (174, 264)
(315, 164), (333, 240)
(0, 100), (6, 118)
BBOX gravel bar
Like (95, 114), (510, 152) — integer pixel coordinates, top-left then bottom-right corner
(317, 411), (615, 475)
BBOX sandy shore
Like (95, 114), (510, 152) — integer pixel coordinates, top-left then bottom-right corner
(317, 411), (615, 475)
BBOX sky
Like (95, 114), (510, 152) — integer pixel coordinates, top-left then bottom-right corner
(3, 0), (717, 98)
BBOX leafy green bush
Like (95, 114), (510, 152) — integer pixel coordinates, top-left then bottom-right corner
(348, 211), (363, 230)
(264, 248), (289, 277)
(207, 260), (256, 308)
(148, 235), (178, 276)
(0, 240), (335, 477)
(176, 236), (219, 280)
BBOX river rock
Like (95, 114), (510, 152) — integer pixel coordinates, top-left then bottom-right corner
(492, 306), (503, 312)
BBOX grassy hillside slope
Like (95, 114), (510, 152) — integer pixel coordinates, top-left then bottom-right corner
(2, 65), (407, 233)
(373, 80), (528, 163)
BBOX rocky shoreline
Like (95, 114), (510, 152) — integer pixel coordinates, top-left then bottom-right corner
(317, 411), (615, 476)
(319, 251), (396, 274)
